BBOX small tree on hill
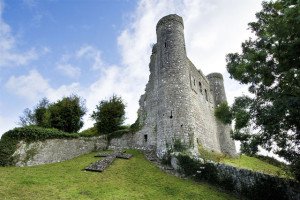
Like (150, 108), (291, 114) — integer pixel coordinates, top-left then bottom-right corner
(91, 95), (126, 134)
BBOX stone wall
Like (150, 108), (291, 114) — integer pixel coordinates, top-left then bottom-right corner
(171, 154), (300, 200)
(108, 132), (155, 151)
(13, 136), (107, 167)
(213, 162), (300, 199)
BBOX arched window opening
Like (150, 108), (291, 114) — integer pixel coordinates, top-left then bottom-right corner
(144, 134), (148, 143)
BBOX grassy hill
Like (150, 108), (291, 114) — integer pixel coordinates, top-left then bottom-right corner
(219, 154), (290, 178)
(0, 150), (236, 200)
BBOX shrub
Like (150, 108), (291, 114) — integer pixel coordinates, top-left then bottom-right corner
(0, 126), (78, 166)
(172, 138), (187, 152)
(130, 113), (142, 133)
(214, 101), (232, 124)
(79, 126), (98, 137)
(198, 144), (225, 163)
(176, 154), (219, 184)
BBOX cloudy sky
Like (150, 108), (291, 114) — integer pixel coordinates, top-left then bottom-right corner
(0, 0), (263, 138)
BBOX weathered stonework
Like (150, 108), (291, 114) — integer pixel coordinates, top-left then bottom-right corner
(129, 14), (238, 158)
(170, 154), (300, 200)
(13, 136), (107, 166)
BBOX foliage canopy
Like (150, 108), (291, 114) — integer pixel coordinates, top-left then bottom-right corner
(91, 95), (126, 134)
(224, 0), (300, 181)
(19, 95), (86, 133)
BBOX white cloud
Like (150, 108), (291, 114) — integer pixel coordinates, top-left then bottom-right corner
(22, 0), (38, 9)
(76, 45), (104, 70)
(5, 70), (80, 102)
(56, 64), (81, 78)
(42, 46), (51, 54)
(113, 0), (263, 126)
(0, 1), (38, 67)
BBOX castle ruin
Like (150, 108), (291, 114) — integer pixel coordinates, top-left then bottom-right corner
(128, 14), (238, 158)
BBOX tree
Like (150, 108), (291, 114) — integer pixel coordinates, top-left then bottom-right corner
(18, 95), (86, 133)
(34, 98), (50, 128)
(47, 95), (86, 133)
(224, 0), (300, 180)
(18, 98), (50, 127)
(18, 108), (35, 126)
(91, 95), (126, 134)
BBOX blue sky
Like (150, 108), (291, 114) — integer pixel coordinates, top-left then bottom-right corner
(0, 0), (263, 138)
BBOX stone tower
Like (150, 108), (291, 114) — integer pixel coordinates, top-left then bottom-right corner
(155, 15), (196, 157)
(109, 14), (238, 159)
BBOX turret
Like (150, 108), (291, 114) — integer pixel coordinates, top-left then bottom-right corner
(155, 14), (195, 158)
(207, 73), (238, 158)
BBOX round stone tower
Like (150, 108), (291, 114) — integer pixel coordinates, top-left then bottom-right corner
(207, 73), (238, 158)
(155, 14), (195, 158)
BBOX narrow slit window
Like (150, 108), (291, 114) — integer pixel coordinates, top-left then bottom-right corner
(205, 89), (208, 101)
(193, 79), (195, 86)
(199, 82), (202, 93)
(170, 110), (173, 119)
(144, 135), (148, 143)
(165, 42), (167, 48)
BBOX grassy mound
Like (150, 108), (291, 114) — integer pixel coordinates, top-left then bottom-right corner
(0, 150), (236, 200)
(219, 154), (289, 178)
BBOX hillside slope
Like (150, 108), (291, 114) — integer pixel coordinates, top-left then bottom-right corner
(0, 150), (236, 200)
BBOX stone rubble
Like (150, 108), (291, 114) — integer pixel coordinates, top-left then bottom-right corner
(85, 151), (133, 173)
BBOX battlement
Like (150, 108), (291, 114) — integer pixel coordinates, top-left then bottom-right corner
(156, 14), (184, 30)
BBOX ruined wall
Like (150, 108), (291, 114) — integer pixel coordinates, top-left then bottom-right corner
(170, 154), (300, 200)
(134, 14), (237, 158)
(13, 136), (107, 167)
(188, 61), (221, 155)
(207, 73), (237, 157)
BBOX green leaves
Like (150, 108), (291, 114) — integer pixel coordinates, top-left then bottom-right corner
(91, 95), (126, 135)
(225, 0), (300, 181)
(18, 95), (86, 133)
(214, 102), (232, 125)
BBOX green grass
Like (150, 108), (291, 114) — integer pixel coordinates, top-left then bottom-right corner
(0, 150), (236, 200)
(219, 154), (289, 178)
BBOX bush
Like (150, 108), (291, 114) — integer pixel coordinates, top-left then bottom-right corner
(176, 154), (219, 183)
(198, 144), (225, 163)
(18, 95), (86, 133)
(130, 113), (142, 133)
(214, 101), (232, 124)
(0, 126), (78, 166)
(91, 95), (126, 134)
(79, 126), (98, 137)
